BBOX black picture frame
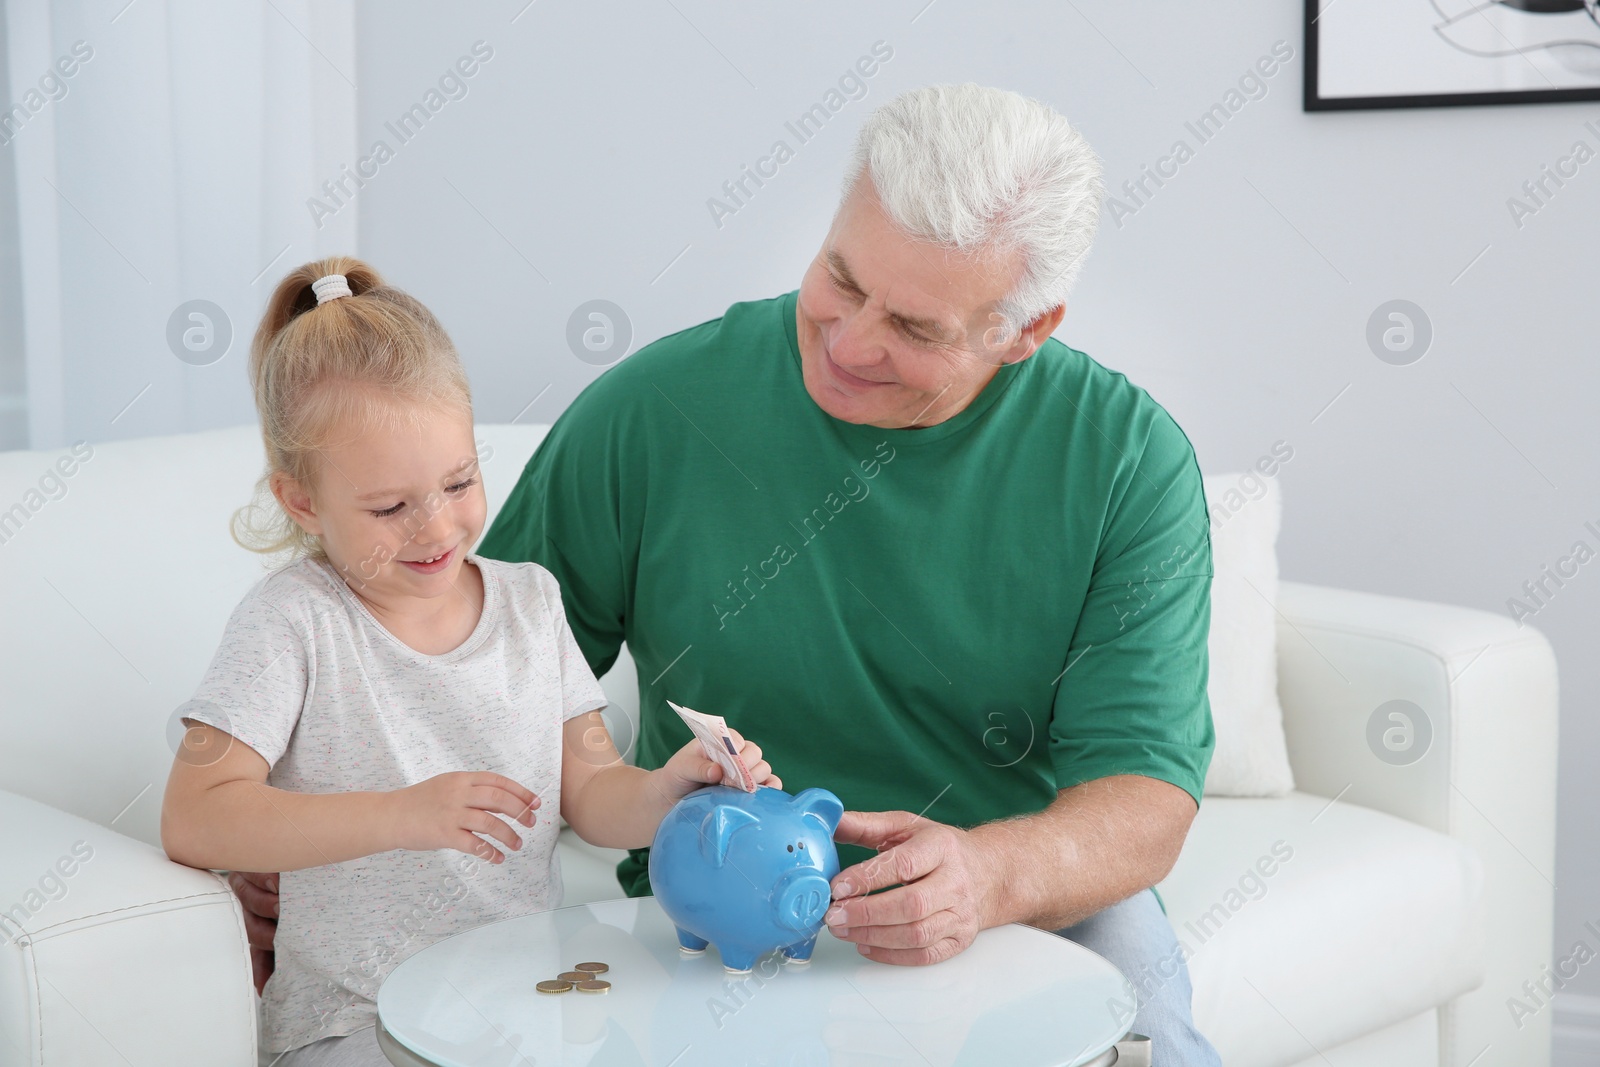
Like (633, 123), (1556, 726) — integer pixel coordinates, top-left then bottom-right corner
(1304, 0), (1600, 111)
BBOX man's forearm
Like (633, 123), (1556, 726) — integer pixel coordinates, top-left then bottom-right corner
(967, 774), (1197, 932)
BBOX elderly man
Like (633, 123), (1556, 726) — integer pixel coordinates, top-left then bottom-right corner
(233, 83), (1220, 1062)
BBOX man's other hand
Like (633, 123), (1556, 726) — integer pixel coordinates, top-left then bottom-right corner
(228, 870), (279, 996)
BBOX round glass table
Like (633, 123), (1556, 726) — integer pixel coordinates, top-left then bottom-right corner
(374, 896), (1136, 1066)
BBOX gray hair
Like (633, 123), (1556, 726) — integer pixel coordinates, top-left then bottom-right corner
(841, 83), (1105, 333)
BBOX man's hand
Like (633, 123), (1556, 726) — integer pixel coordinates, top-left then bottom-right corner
(228, 870), (279, 996)
(822, 810), (1002, 966)
(822, 777), (1197, 968)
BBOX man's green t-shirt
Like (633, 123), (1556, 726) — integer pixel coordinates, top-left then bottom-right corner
(479, 289), (1214, 896)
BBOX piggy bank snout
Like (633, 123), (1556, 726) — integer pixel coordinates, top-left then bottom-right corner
(775, 870), (831, 931)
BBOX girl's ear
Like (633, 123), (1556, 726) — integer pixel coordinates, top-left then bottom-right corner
(270, 470), (322, 536)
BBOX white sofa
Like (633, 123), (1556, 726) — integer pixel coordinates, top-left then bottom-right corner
(0, 424), (1557, 1067)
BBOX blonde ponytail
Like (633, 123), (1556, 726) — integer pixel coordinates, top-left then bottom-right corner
(231, 256), (472, 562)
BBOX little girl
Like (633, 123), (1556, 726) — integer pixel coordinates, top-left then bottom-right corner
(159, 257), (779, 1067)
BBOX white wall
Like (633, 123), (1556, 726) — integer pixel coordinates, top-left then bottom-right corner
(1, 0), (356, 450)
(0, 9), (26, 450)
(350, 0), (1599, 1016)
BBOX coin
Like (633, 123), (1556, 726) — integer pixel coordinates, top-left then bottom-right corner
(536, 980), (573, 994)
(575, 979), (611, 994)
(557, 971), (588, 983)
(575, 962), (609, 974)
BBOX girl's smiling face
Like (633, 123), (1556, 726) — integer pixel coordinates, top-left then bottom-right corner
(271, 389), (486, 611)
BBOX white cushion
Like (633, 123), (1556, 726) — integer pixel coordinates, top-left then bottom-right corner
(1158, 793), (1485, 1067)
(1200, 471), (1294, 796)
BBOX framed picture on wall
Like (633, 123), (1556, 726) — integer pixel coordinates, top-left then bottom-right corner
(1305, 0), (1600, 110)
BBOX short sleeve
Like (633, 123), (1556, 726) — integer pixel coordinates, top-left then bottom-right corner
(1048, 410), (1215, 806)
(178, 591), (309, 769)
(537, 569), (609, 722)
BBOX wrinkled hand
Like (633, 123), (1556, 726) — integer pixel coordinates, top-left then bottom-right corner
(824, 810), (1001, 966)
(227, 870), (279, 996)
(659, 728), (781, 799)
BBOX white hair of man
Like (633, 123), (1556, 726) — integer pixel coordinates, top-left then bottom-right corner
(842, 83), (1105, 339)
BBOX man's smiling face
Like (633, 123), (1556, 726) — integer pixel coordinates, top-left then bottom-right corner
(795, 178), (1055, 429)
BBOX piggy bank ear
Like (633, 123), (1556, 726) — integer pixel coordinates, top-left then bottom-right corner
(699, 805), (761, 868)
(791, 788), (844, 836)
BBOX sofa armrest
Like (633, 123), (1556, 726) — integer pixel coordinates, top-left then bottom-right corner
(1274, 580), (1558, 1067)
(0, 789), (256, 1066)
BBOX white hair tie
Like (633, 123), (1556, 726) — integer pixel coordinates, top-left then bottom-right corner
(312, 274), (353, 305)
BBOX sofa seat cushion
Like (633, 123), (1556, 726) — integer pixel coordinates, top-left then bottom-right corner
(556, 827), (630, 906)
(1157, 793), (1484, 1067)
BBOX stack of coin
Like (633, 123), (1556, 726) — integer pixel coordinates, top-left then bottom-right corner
(537, 961), (612, 994)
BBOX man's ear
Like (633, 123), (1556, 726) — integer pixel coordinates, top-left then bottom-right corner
(270, 470), (322, 537)
(1000, 303), (1067, 365)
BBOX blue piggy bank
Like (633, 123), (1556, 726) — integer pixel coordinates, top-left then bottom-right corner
(649, 785), (843, 973)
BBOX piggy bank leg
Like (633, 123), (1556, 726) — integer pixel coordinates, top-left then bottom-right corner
(719, 946), (758, 974)
(674, 927), (709, 955)
(783, 935), (818, 964)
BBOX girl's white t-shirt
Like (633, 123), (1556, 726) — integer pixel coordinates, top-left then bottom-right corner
(179, 552), (608, 1057)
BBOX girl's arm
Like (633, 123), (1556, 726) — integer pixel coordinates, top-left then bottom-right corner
(162, 722), (396, 873)
(558, 711), (780, 849)
(162, 721), (536, 873)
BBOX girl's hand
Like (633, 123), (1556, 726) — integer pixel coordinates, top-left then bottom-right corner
(389, 772), (540, 864)
(658, 728), (782, 800)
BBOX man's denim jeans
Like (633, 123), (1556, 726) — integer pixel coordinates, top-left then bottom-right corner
(1053, 888), (1222, 1066)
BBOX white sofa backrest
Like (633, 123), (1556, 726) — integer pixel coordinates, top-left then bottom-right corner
(0, 421), (1286, 851)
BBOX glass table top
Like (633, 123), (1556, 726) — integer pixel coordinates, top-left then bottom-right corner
(376, 896), (1133, 1067)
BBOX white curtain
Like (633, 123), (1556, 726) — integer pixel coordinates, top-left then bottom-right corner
(4, 0), (356, 450)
